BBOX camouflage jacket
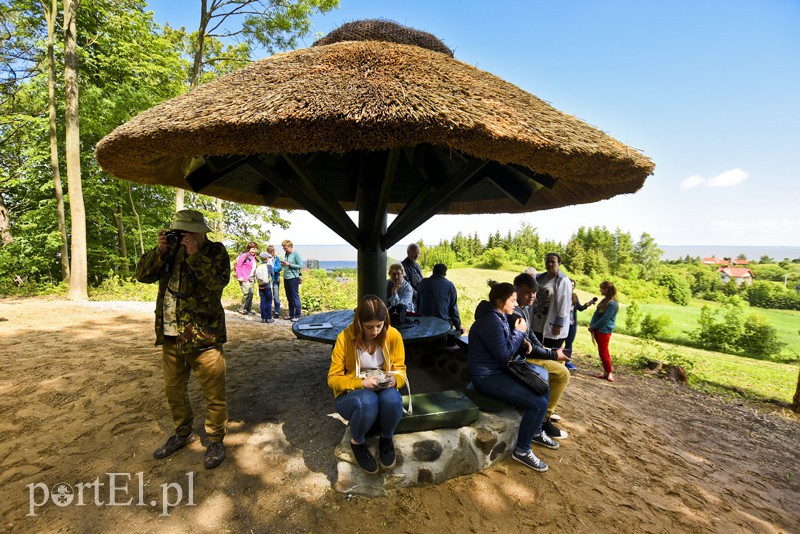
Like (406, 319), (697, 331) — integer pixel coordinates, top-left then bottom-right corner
(136, 239), (230, 353)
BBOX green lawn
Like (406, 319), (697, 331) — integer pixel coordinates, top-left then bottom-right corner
(605, 299), (800, 360)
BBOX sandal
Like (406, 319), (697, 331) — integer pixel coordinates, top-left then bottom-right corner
(595, 373), (615, 382)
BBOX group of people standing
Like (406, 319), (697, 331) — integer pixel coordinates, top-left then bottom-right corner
(234, 240), (303, 323)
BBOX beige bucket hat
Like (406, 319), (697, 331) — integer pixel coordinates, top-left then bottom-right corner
(169, 210), (212, 233)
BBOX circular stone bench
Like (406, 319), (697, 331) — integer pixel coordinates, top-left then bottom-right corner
(333, 407), (520, 496)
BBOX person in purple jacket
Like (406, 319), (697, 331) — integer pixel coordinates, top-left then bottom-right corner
(234, 241), (259, 314)
(468, 281), (559, 473)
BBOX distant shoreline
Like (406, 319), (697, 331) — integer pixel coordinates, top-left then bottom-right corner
(297, 244), (800, 263)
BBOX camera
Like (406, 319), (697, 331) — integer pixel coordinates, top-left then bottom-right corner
(164, 230), (184, 249)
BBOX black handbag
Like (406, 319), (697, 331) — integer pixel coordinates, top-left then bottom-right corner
(507, 356), (549, 395)
(388, 304), (407, 326)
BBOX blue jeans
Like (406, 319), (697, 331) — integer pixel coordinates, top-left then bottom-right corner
(271, 279), (281, 316)
(284, 277), (302, 319)
(564, 322), (577, 353)
(335, 388), (403, 444)
(258, 285), (273, 321)
(472, 371), (548, 452)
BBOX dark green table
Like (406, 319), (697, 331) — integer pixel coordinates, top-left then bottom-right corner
(292, 310), (452, 345)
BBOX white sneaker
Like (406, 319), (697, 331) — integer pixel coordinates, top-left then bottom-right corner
(549, 412), (561, 421)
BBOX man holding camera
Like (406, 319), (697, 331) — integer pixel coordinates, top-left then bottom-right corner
(136, 210), (231, 469)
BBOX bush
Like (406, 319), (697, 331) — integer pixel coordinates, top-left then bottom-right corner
(738, 313), (785, 357)
(299, 269), (357, 312)
(656, 271), (692, 305)
(625, 301), (642, 333)
(479, 247), (508, 269)
(419, 243), (457, 271)
(639, 312), (670, 339)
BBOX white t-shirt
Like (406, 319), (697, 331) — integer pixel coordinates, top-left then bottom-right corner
(358, 346), (385, 371)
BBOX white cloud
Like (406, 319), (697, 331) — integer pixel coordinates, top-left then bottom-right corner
(679, 168), (749, 191)
(679, 174), (705, 190)
(707, 168), (749, 188)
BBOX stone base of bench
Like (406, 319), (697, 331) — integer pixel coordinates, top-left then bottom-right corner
(334, 407), (520, 496)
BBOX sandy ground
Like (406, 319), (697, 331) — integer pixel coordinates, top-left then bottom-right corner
(0, 297), (798, 533)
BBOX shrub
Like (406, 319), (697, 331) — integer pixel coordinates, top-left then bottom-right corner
(738, 313), (785, 357)
(479, 247), (508, 269)
(639, 312), (670, 339)
(656, 271), (692, 305)
(420, 243), (457, 271)
(625, 301), (642, 333)
(299, 269), (357, 312)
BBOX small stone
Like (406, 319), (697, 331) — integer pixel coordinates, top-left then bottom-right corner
(413, 439), (443, 462)
(474, 428), (497, 454)
(490, 442), (507, 461)
(417, 468), (434, 484)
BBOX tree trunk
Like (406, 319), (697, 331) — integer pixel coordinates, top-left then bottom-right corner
(114, 186), (128, 275)
(63, 0), (88, 301)
(44, 0), (70, 282)
(128, 184), (144, 258)
(215, 197), (224, 235)
(174, 0), (209, 212)
(0, 192), (12, 245)
(793, 365), (800, 413)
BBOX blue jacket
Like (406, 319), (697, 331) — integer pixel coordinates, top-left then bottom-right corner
(589, 300), (618, 334)
(468, 300), (525, 377)
(416, 274), (461, 329)
(271, 256), (282, 283)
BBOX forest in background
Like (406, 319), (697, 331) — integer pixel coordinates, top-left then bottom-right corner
(0, 0), (337, 296)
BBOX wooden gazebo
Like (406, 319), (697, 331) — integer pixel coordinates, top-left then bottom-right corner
(96, 20), (654, 298)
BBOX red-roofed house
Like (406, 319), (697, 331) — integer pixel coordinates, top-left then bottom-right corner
(703, 257), (729, 266)
(718, 267), (755, 286)
(732, 259), (749, 266)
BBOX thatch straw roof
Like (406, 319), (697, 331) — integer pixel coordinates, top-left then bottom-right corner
(95, 20), (654, 215)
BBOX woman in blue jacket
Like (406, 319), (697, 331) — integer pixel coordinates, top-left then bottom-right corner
(468, 282), (558, 473)
(588, 281), (618, 382)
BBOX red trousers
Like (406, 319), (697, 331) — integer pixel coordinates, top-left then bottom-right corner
(593, 331), (613, 374)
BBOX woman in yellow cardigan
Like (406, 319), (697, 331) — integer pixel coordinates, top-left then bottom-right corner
(328, 295), (407, 475)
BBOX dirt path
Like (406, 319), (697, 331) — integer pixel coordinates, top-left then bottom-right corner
(0, 298), (797, 533)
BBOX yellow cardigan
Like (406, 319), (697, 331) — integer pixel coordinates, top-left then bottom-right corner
(327, 323), (407, 398)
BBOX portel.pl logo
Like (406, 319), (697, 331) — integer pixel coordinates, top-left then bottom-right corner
(27, 472), (195, 517)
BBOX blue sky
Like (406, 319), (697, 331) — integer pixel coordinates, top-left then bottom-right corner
(146, 0), (800, 249)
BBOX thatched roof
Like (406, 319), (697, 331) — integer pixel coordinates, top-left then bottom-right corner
(95, 20), (654, 215)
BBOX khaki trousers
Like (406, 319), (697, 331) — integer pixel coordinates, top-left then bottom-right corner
(162, 339), (227, 442)
(526, 358), (569, 419)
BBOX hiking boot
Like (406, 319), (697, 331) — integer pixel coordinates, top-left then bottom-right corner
(204, 441), (225, 469)
(379, 436), (396, 470)
(512, 449), (548, 472)
(153, 433), (195, 459)
(532, 432), (560, 450)
(542, 419), (569, 439)
(350, 442), (378, 475)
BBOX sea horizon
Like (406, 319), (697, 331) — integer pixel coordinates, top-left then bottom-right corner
(296, 244), (800, 266)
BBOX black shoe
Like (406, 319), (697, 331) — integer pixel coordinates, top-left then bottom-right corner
(153, 433), (195, 459)
(379, 436), (396, 470)
(350, 442), (378, 475)
(204, 441), (225, 469)
(542, 419), (569, 440)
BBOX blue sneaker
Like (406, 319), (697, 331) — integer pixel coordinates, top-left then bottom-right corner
(565, 361), (577, 371)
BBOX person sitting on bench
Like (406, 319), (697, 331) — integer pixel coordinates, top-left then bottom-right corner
(327, 295), (407, 475)
(467, 281), (558, 473)
(512, 272), (571, 440)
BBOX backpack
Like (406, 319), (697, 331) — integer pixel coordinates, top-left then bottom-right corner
(255, 263), (272, 286)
